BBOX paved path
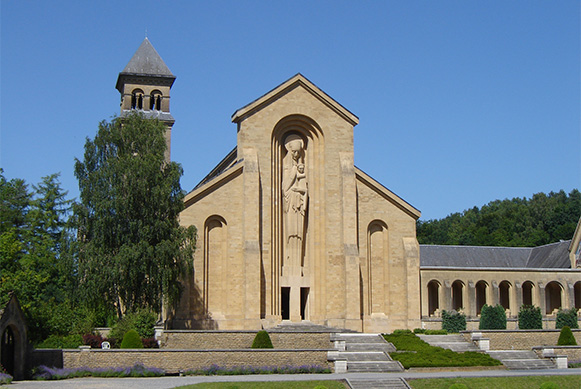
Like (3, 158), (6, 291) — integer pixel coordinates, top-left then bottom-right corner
(10, 369), (581, 388)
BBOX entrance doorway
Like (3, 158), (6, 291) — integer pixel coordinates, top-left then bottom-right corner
(300, 288), (309, 320)
(281, 287), (290, 320)
(1, 326), (15, 377)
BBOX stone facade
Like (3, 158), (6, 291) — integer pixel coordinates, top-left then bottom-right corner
(172, 74), (421, 333)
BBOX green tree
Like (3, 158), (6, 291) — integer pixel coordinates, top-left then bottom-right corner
(0, 171), (78, 343)
(74, 113), (196, 318)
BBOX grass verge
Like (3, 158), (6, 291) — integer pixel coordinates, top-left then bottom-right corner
(408, 375), (581, 389)
(175, 381), (347, 388)
(384, 331), (502, 368)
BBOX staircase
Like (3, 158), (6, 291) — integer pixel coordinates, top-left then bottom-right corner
(346, 378), (411, 389)
(418, 333), (558, 370)
(330, 333), (404, 373)
(417, 334), (480, 352)
(486, 350), (557, 370)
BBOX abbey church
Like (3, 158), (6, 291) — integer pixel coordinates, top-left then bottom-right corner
(116, 39), (581, 333)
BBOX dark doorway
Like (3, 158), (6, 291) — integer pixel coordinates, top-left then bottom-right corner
(300, 288), (309, 320)
(1, 326), (15, 377)
(281, 287), (290, 320)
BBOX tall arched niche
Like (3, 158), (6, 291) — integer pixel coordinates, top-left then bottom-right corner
(270, 114), (325, 318)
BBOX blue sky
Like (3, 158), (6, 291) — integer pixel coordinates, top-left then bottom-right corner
(1, 1), (579, 221)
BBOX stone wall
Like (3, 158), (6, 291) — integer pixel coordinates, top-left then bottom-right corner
(160, 330), (331, 350)
(460, 329), (581, 350)
(62, 349), (330, 374)
(422, 317), (581, 331)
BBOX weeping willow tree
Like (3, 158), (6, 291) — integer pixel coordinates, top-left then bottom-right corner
(74, 113), (196, 318)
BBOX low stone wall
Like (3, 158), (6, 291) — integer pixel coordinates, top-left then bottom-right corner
(160, 330), (331, 350)
(62, 349), (331, 374)
(532, 346), (581, 362)
(460, 329), (581, 350)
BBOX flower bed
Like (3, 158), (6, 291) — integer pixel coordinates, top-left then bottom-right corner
(0, 372), (12, 385)
(33, 362), (164, 380)
(185, 364), (331, 375)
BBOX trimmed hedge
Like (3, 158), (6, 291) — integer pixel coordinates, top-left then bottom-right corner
(557, 326), (577, 346)
(556, 308), (579, 329)
(251, 330), (274, 348)
(518, 305), (542, 329)
(120, 329), (143, 349)
(442, 310), (466, 333)
(479, 304), (507, 330)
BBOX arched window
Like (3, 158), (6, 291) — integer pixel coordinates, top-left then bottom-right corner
(575, 281), (581, 310)
(476, 281), (487, 315)
(452, 280), (464, 310)
(203, 216), (227, 314)
(131, 89), (144, 110)
(499, 281), (511, 310)
(522, 281), (534, 306)
(150, 90), (162, 111)
(545, 281), (562, 314)
(428, 280), (440, 316)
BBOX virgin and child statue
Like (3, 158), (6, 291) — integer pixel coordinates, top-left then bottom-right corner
(282, 135), (308, 274)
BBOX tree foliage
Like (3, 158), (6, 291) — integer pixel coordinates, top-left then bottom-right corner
(556, 308), (579, 329)
(441, 309), (466, 333)
(74, 113), (196, 317)
(417, 190), (581, 247)
(0, 170), (78, 343)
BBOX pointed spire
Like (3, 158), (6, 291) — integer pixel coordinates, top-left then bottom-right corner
(116, 38), (175, 93)
(120, 38), (174, 77)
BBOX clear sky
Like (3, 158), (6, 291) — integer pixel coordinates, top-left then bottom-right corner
(1, 1), (579, 221)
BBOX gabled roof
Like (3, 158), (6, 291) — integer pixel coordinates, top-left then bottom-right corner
(355, 167), (421, 220)
(116, 38), (175, 92)
(231, 73), (359, 126)
(420, 240), (572, 269)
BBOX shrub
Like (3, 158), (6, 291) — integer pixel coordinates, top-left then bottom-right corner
(518, 305), (542, 329)
(82, 334), (104, 348)
(109, 309), (157, 344)
(442, 310), (466, 333)
(413, 328), (426, 334)
(557, 326), (577, 346)
(142, 337), (159, 348)
(425, 329), (448, 335)
(556, 308), (579, 329)
(392, 329), (413, 335)
(120, 329), (143, 349)
(36, 334), (83, 349)
(479, 304), (507, 330)
(33, 363), (164, 380)
(251, 330), (274, 348)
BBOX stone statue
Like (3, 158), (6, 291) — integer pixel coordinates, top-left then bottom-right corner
(282, 135), (308, 273)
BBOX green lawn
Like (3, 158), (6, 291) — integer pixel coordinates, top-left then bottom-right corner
(176, 381), (347, 389)
(383, 332), (502, 368)
(408, 375), (581, 389)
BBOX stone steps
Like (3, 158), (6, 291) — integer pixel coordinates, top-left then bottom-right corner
(347, 378), (411, 388)
(486, 350), (557, 370)
(268, 321), (358, 333)
(331, 333), (403, 373)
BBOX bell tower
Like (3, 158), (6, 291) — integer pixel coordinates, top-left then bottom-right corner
(116, 38), (176, 160)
